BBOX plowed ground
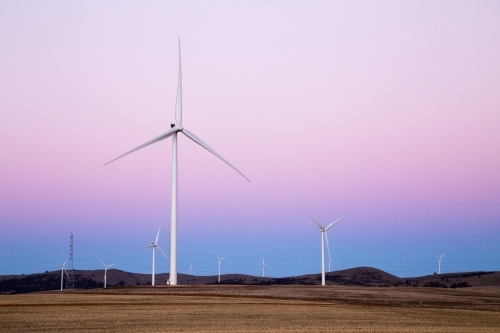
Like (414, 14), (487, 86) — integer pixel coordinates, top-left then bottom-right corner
(1, 287), (500, 332)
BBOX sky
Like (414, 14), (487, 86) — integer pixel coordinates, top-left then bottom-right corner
(0, 1), (499, 280)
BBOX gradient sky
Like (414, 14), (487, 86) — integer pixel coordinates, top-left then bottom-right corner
(1, 1), (499, 279)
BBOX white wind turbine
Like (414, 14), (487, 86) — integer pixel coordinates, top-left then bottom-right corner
(434, 252), (446, 274)
(324, 232), (336, 272)
(301, 207), (350, 286)
(60, 260), (68, 291)
(143, 225), (169, 286)
(214, 253), (227, 283)
(260, 258), (270, 277)
(188, 262), (194, 275)
(98, 257), (115, 288)
(106, 39), (250, 286)
(327, 257), (336, 273)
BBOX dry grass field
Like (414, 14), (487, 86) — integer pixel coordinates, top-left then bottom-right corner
(1, 286), (500, 332)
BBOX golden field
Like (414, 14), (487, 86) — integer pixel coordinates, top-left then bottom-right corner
(1, 286), (500, 332)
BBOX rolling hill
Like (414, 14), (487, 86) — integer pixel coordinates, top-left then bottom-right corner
(1, 267), (499, 294)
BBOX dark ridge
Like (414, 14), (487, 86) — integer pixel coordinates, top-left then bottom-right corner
(1, 268), (499, 294)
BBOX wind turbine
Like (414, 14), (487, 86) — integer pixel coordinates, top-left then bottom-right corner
(260, 258), (270, 277)
(105, 39), (250, 286)
(214, 253), (226, 283)
(327, 258), (336, 273)
(60, 260), (68, 291)
(98, 257), (115, 288)
(324, 232), (335, 272)
(188, 262), (194, 275)
(301, 207), (350, 286)
(143, 225), (169, 286)
(434, 253), (446, 274)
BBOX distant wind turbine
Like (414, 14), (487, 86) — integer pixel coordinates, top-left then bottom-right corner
(105, 39), (250, 286)
(98, 257), (115, 288)
(60, 260), (68, 291)
(434, 253), (446, 274)
(188, 262), (194, 275)
(327, 258), (336, 272)
(214, 253), (227, 283)
(143, 225), (169, 286)
(324, 232), (335, 272)
(301, 207), (350, 286)
(260, 258), (270, 277)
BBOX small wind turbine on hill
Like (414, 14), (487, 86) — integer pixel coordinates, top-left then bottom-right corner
(260, 258), (270, 277)
(325, 232), (336, 272)
(143, 225), (169, 286)
(434, 253), (446, 274)
(301, 207), (350, 286)
(214, 253), (226, 283)
(60, 260), (68, 291)
(105, 39), (250, 286)
(188, 262), (194, 275)
(98, 257), (115, 288)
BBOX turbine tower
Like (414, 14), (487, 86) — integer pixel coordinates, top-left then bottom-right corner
(106, 39), (250, 286)
(260, 258), (270, 277)
(434, 252), (446, 274)
(301, 208), (350, 286)
(143, 225), (169, 286)
(98, 257), (115, 288)
(214, 253), (226, 283)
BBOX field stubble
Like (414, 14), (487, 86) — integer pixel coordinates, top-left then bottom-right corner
(1, 285), (500, 332)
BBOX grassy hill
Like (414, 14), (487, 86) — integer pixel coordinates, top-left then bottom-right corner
(1, 267), (499, 294)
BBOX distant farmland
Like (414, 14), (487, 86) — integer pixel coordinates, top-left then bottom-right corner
(1, 286), (500, 332)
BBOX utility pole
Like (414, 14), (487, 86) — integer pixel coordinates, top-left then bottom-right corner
(66, 233), (75, 289)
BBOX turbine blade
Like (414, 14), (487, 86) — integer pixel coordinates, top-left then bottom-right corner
(175, 38), (182, 125)
(299, 207), (324, 230)
(325, 232), (332, 260)
(98, 257), (105, 266)
(213, 252), (220, 260)
(107, 264), (116, 268)
(325, 211), (351, 230)
(62, 259), (68, 267)
(221, 257), (227, 260)
(181, 128), (250, 182)
(105, 126), (179, 165)
(155, 224), (162, 245)
(157, 246), (169, 260)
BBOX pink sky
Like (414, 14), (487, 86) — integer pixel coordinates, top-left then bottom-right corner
(0, 1), (499, 277)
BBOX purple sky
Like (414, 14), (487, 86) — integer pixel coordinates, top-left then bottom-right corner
(1, 1), (499, 279)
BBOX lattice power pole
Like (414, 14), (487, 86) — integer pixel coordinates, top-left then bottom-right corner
(66, 233), (75, 289)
